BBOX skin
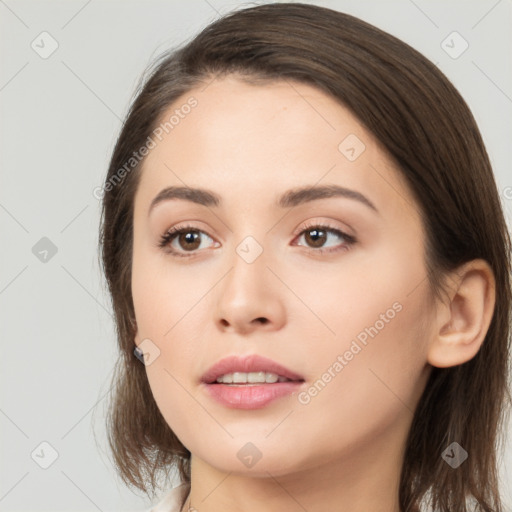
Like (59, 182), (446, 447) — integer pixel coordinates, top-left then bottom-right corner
(131, 75), (495, 512)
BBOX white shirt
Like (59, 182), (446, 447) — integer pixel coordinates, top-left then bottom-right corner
(146, 483), (190, 512)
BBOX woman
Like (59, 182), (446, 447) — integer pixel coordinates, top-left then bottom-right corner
(99, 3), (511, 511)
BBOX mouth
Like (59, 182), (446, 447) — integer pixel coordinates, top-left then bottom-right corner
(211, 371), (302, 385)
(201, 353), (305, 384)
(200, 354), (305, 409)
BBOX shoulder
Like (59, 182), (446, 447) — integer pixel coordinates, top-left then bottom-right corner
(145, 483), (190, 512)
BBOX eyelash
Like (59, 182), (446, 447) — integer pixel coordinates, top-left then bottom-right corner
(157, 221), (356, 259)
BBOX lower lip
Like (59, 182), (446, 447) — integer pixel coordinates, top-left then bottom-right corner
(202, 382), (304, 409)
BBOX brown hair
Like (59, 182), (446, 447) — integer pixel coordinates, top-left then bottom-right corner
(98, 3), (512, 511)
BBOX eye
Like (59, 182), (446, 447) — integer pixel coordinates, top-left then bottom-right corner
(158, 221), (356, 259)
(158, 224), (219, 258)
(292, 221), (356, 254)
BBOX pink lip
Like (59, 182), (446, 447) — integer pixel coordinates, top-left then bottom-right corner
(203, 381), (304, 410)
(200, 354), (305, 410)
(200, 354), (304, 384)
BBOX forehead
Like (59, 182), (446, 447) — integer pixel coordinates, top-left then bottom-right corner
(149, 76), (371, 160)
(134, 75), (415, 220)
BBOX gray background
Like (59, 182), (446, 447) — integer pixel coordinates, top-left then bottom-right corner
(1, 0), (511, 510)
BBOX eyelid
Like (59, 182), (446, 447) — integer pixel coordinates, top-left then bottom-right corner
(292, 218), (355, 239)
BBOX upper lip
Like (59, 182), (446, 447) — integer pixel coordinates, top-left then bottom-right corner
(201, 354), (305, 384)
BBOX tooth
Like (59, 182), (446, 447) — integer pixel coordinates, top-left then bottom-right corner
(232, 372), (247, 383)
(248, 371), (266, 383)
(214, 371), (293, 384)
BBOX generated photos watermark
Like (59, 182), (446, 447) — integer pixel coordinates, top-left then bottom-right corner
(298, 301), (403, 405)
(93, 96), (198, 200)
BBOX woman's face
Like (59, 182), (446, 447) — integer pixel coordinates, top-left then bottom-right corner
(131, 75), (434, 477)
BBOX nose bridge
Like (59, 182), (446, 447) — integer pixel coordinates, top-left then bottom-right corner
(215, 229), (284, 331)
(235, 233), (266, 267)
(227, 232), (269, 294)
(226, 209), (271, 275)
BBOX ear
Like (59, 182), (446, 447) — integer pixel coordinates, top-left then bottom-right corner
(427, 259), (496, 368)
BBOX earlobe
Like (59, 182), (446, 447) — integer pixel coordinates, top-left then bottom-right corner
(426, 259), (496, 369)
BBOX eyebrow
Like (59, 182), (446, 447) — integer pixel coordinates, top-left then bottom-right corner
(148, 184), (378, 216)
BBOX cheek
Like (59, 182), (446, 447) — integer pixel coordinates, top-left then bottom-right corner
(131, 250), (208, 342)
(288, 244), (430, 431)
(283, 294), (430, 469)
(131, 253), (213, 446)
(145, 355), (204, 446)
(285, 241), (425, 349)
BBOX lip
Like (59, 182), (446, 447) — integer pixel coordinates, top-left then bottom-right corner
(200, 354), (305, 410)
(200, 354), (304, 384)
(203, 381), (304, 410)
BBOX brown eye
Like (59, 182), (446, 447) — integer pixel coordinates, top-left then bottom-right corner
(303, 227), (328, 248)
(176, 230), (201, 251)
(158, 225), (217, 258)
(295, 224), (355, 253)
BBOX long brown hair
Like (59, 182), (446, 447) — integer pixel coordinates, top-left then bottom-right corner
(98, 3), (512, 510)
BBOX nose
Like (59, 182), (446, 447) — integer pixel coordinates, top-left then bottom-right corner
(215, 240), (286, 335)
